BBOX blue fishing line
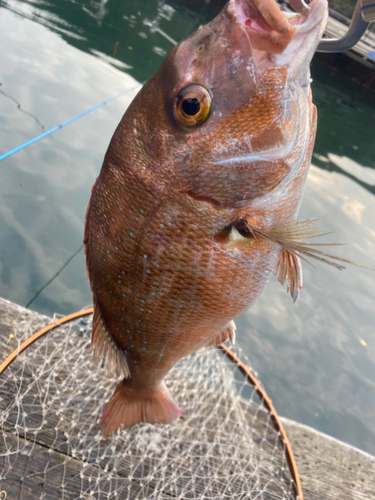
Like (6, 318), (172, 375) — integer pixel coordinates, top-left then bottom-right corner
(0, 83), (143, 162)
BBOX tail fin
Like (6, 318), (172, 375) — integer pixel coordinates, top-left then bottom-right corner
(100, 380), (183, 438)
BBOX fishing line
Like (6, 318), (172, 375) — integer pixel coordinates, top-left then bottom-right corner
(25, 244), (84, 309)
(0, 85), (45, 131)
(0, 83), (144, 162)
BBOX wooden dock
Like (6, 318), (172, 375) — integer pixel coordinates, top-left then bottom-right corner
(0, 297), (374, 499)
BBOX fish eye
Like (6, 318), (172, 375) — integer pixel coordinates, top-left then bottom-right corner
(174, 84), (211, 127)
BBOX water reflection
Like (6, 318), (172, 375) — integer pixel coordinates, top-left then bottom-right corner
(0, 2), (140, 312)
(0, 0), (374, 455)
(311, 61), (375, 172)
(328, 154), (375, 186)
(1, 0), (218, 82)
(0, 85), (45, 130)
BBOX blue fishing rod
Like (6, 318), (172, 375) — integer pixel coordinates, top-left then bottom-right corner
(0, 83), (143, 163)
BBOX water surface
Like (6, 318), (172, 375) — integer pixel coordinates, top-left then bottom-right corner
(0, 0), (374, 454)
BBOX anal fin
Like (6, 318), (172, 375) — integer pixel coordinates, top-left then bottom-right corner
(91, 306), (130, 379)
(276, 249), (302, 304)
(207, 320), (236, 346)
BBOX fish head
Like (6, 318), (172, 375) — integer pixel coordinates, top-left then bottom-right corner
(125, 0), (327, 216)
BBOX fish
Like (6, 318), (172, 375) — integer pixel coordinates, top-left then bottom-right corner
(84, 0), (328, 438)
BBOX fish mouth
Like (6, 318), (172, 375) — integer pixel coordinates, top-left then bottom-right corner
(233, 0), (328, 58)
(193, 0), (328, 207)
(208, 0), (328, 169)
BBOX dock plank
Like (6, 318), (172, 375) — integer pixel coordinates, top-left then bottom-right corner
(1, 297), (375, 499)
(283, 418), (375, 500)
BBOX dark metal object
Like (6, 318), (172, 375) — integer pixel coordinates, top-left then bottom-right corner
(287, 0), (311, 15)
(317, 0), (371, 53)
(286, 0), (375, 53)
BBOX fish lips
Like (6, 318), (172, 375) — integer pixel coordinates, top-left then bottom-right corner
(233, 0), (328, 62)
(233, 0), (296, 54)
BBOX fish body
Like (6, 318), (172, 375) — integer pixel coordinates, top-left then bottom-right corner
(84, 0), (328, 437)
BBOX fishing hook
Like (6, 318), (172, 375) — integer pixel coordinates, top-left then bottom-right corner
(317, 0), (374, 52)
(287, 0), (311, 16)
(286, 0), (375, 52)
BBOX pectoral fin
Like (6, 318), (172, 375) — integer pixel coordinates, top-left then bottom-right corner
(240, 217), (374, 271)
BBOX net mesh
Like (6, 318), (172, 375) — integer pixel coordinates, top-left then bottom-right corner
(0, 309), (298, 499)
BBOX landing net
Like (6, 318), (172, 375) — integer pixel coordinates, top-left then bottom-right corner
(0, 308), (301, 499)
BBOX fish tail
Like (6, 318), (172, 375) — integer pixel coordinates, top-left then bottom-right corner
(99, 379), (183, 438)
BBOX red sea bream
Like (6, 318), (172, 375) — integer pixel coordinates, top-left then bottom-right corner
(84, 0), (328, 437)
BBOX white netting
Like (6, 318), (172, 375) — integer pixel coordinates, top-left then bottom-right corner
(0, 309), (298, 499)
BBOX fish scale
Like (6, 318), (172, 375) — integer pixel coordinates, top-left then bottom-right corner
(84, 0), (328, 437)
